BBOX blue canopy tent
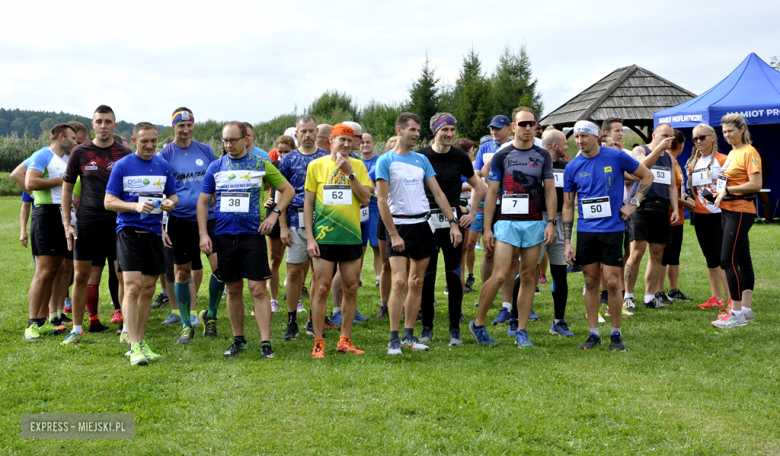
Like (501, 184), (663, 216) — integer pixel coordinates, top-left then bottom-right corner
(654, 53), (780, 219)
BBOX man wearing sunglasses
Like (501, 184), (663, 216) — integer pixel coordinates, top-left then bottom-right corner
(470, 107), (556, 348)
(197, 122), (294, 359)
(158, 108), (221, 343)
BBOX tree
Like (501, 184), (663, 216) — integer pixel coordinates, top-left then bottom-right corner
(453, 48), (493, 141)
(490, 45), (544, 122)
(407, 57), (440, 141)
(10, 117), (25, 135)
(307, 90), (359, 123)
(39, 118), (56, 136)
(360, 100), (406, 141)
(771, 56), (780, 71)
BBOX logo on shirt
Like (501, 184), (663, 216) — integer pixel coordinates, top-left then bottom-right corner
(403, 177), (420, 186)
(85, 161), (98, 171)
(578, 172), (591, 178)
(127, 178), (150, 188)
(196, 159), (204, 166)
(752, 158), (758, 167)
(604, 166), (612, 172)
(107, 162), (115, 170)
(528, 157), (541, 168)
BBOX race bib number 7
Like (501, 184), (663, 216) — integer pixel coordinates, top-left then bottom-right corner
(501, 194), (529, 215)
(221, 192), (250, 213)
(582, 197), (611, 219)
(324, 185), (352, 205)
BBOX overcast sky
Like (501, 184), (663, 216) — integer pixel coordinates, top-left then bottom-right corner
(1, 0), (778, 128)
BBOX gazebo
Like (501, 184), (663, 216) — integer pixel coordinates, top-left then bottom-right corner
(540, 65), (696, 142)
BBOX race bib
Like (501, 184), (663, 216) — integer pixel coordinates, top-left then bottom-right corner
(221, 192), (250, 213)
(429, 207), (457, 230)
(139, 192), (164, 215)
(323, 185), (352, 205)
(360, 205), (369, 222)
(552, 169), (564, 188)
(717, 174), (727, 191)
(652, 166), (671, 185)
(501, 194), (529, 215)
(691, 167), (711, 187)
(582, 196), (611, 219)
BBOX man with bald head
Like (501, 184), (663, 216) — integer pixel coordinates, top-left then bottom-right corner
(315, 124), (332, 152)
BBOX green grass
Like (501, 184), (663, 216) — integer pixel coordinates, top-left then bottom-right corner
(1, 195), (779, 454)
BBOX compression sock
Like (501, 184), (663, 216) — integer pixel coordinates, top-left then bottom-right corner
(175, 282), (192, 328)
(207, 272), (224, 319)
(550, 265), (568, 321)
(288, 311), (297, 323)
(86, 284), (99, 318)
(511, 276), (520, 319)
(108, 266), (121, 310)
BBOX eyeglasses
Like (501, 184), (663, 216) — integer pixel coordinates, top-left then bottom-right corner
(221, 136), (245, 145)
(692, 135), (710, 142)
(515, 121), (537, 129)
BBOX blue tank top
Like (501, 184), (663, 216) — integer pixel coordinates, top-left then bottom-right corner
(631, 145), (670, 202)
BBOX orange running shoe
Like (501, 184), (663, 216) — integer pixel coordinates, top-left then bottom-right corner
(697, 296), (724, 309)
(323, 317), (340, 331)
(337, 337), (365, 355)
(727, 299), (733, 309)
(710, 309), (732, 327)
(312, 339), (325, 359)
(110, 309), (123, 324)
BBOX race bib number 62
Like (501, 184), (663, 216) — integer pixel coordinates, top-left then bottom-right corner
(324, 185), (352, 205)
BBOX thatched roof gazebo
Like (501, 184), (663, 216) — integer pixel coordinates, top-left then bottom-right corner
(540, 65), (696, 142)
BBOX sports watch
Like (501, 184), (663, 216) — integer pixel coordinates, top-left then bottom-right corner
(629, 198), (640, 207)
(347, 173), (356, 181)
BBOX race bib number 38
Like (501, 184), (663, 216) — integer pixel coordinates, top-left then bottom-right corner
(324, 185), (352, 205)
(221, 192), (250, 213)
(582, 196), (611, 219)
(501, 194), (529, 215)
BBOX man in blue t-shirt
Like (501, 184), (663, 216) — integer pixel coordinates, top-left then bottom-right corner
(198, 121), (293, 360)
(470, 107), (556, 349)
(158, 107), (221, 341)
(244, 122), (270, 160)
(357, 132), (381, 282)
(562, 118), (653, 353)
(105, 122), (178, 366)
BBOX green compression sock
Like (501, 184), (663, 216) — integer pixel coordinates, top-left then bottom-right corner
(175, 282), (192, 328)
(207, 273), (225, 319)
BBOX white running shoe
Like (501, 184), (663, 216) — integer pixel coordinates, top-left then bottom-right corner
(743, 309), (754, 322)
(711, 311), (747, 328)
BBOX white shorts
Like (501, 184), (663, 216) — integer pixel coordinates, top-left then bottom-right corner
(538, 212), (566, 266)
(285, 227), (310, 264)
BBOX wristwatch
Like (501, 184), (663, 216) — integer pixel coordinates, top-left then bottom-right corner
(347, 173), (356, 181)
(547, 219), (557, 226)
(271, 208), (281, 215)
(448, 218), (459, 226)
(629, 198), (640, 207)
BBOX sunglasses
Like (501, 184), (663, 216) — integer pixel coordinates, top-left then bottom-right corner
(692, 135), (710, 142)
(515, 121), (537, 129)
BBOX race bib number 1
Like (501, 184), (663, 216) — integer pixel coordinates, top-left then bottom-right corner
(501, 194), (529, 215)
(221, 192), (250, 213)
(139, 192), (164, 215)
(324, 185), (352, 205)
(652, 166), (671, 185)
(552, 169), (564, 188)
(582, 197), (611, 219)
(691, 167), (711, 187)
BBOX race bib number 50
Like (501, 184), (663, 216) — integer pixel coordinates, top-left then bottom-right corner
(582, 197), (611, 219)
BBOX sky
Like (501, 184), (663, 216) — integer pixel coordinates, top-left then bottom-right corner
(1, 0), (778, 128)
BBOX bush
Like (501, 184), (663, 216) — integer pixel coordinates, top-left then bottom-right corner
(0, 134), (47, 172)
(0, 173), (22, 196)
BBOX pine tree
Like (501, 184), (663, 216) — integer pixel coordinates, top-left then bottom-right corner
(407, 57), (440, 141)
(453, 48), (493, 141)
(490, 45), (544, 121)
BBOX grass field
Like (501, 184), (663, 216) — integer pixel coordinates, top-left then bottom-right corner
(2, 195), (779, 455)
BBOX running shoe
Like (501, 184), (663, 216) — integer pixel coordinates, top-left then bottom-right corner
(129, 343), (148, 366)
(59, 314), (72, 325)
(189, 313), (201, 327)
(38, 320), (65, 335)
(199, 310), (217, 337)
(330, 311), (343, 324)
(323, 317), (340, 331)
(580, 333), (602, 350)
(109, 309), (123, 324)
(177, 326), (194, 344)
(605, 307), (634, 317)
(668, 289), (693, 302)
(312, 340), (326, 358)
(119, 332), (129, 344)
(474, 301), (480, 307)
(88, 321), (111, 333)
(152, 293), (169, 309)
(270, 299), (279, 313)
(387, 339), (402, 355)
(419, 326), (434, 342)
(623, 296), (637, 312)
(469, 319), (498, 346)
(125, 346), (131, 357)
(529, 309), (540, 321)
(376, 277), (379, 289)
(301, 286), (309, 298)
(464, 284), (473, 293)
(160, 313), (182, 326)
(645, 296), (665, 309)
(585, 312), (606, 323)
(727, 299), (733, 309)
(599, 290), (608, 305)
(24, 324), (42, 342)
(61, 330), (83, 345)
(296, 301), (306, 313)
(375, 305), (388, 318)
(539, 274), (548, 286)
(305, 318), (315, 336)
(656, 291), (673, 305)
(354, 310), (369, 322)
(535, 287), (541, 296)
(283, 320), (299, 341)
(475, 242), (483, 250)
(506, 319), (518, 336)
(358, 279), (363, 288)
(514, 329), (533, 348)
(610, 332), (626, 352)
(433, 300), (439, 307)
(567, 265), (582, 273)
(550, 320), (574, 337)
(260, 342), (274, 359)
(337, 337), (364, 354)
(492, 307), (512, 325)
(449, 328), (463, 346)
(401, 336), (429, 351)
(224, 340), (247, 357)
(697, 296), (724, 309)
(64, 299), (72, 314)
(466, 274), (475, 288)
(711, 310), (747, 328)
(140, 340), (161, 360)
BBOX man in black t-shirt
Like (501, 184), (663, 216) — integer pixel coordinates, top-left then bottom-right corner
(418, 113), (486, 346)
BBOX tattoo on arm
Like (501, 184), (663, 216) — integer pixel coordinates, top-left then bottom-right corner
(563, 221), (573, 240)
(637, 183), (651, 196)
(631, 148), (645, 161)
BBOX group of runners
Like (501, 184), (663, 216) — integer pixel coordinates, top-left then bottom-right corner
(16, 103), (762, 365)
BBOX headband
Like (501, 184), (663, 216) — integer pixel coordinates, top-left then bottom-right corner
(433, 116), (456, 135)
(172, 109), (194, 126)
(573, 120), (599, 137)
(331, 123), (355, 138)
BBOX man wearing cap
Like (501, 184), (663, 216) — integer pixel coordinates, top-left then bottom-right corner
(376, 112), (461, 355)
(563, 118), (653, 352)
(304, 123), (372, 358)
(470, 107), (556, 349)
(418, 113), (487, 346)
(158, 107), (222, 343)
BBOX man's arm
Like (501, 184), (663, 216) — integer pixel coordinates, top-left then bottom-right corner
(11, 163), (29, 193)
(303, 189), (320, 257)
(376, 180), (397, 237)
(20, 201), (31, 248)
(104, 193), (158, 213)
(463, 175), (486, 227)
(562, 191), (575, 265)
(668, 167), (679, 223)
(482, 180), (500, 253)
(620, 164), (654, 220)
(25, 169), (61, 191)
(260, 181), (293, 234)
(542, 177), (557, 246)
(425, 176), (462, 247)
(196, 192), (214, 255)
(349, 178), (371, 206)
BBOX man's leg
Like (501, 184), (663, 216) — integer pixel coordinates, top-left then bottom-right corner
(403, 257), (431, 333)
(173, 262), (194, 328)
(466, 230), (478, 277)
(225, 280), (245, 337)
(268, 237), (282, 302)
(122, 271), (144, 344)
(332, 267), (343, 314)
(644, 243), (666, 304)
(310, 258), (336, 339)
(516, 244), (542, 329)
(501, 251), (519, 307)
(248, 279), (272, 342)
(420, 251), (440, 331)
(388, 256), (409, 333)
(624, 240), (647, 295)
(70, 259), (92, 329)
(29, 255), (62, 321)
(371, 246), (382, 282)
(205, 253), (223, 319)
(475, 241), (516, 326)
(286, 262), (306, 313)
(48, 259), (72, 320)
(337, 259), (362, 338)
(582, 263), (603, 331)
(85, 265), (104, 326)
(192, 267), (204, 310)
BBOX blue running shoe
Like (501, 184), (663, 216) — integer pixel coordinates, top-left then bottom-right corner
(469, 319), (498, 346)
(567, 265), (582, 274)
(550, 320), (574, 337)
(330, 311), (343, 324)
(514, 329), (533, 348)
(492, 307), (512, 325)
(506, 318), (518, 336)
(161, 313), (182, 326)
(475, 242), (483, 250)
(354, 310), (369, 322)
(529, 309), (540, 321)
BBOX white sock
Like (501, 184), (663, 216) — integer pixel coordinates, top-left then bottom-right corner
(731, 310), (742, 317)
(590, 328), (600, 336)
(625, 293), (634, 299)
(502, 302), (511, 310)
(644, 294), (654, 303)
(73, 325), (83, 334)
(742, 306), (752, 312)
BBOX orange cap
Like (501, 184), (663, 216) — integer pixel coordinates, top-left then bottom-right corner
(331, 123), (354, 138)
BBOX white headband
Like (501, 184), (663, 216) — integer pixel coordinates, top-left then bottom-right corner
(573, 121), (599, 137)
